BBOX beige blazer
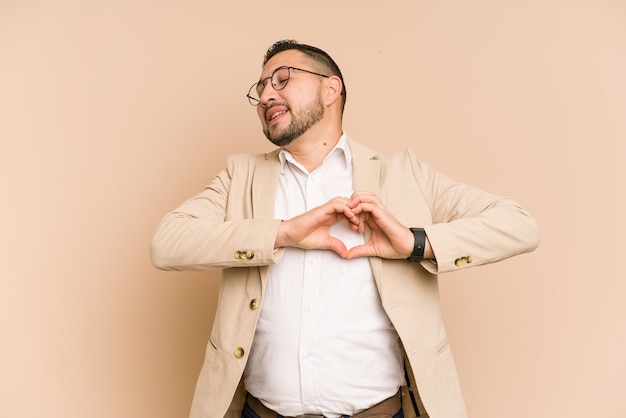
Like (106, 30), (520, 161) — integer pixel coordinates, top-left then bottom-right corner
(151, 137), (539, 418)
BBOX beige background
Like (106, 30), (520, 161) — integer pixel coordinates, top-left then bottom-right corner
(2, 1), (625, 417)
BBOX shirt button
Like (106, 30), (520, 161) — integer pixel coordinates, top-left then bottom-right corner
(234, 347), (245, 358)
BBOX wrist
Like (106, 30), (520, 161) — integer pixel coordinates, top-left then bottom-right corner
(407, 227), (426, 262)
(274, 220), (288, 248)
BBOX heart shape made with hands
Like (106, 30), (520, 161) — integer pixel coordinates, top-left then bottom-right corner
(283, 196), (412, 261)
(327, 215), (405, 260)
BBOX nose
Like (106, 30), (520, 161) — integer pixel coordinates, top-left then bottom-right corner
(258, 82), (278, 106)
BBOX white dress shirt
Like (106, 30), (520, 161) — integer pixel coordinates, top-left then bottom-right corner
(244, 134), (404, 417)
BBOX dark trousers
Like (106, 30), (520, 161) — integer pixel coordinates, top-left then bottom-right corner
(241, 403), (405, 418)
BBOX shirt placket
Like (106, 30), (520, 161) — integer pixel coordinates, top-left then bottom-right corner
(299, 172), (322, 413)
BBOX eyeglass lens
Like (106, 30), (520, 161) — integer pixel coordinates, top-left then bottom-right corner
(247, 67), (291, 105)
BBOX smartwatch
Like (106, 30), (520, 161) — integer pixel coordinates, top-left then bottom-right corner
(407, 227), (426, 262)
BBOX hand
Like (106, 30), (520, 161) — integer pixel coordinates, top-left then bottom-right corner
(344, 192), (415, 260)
(274, 197), (360, 258)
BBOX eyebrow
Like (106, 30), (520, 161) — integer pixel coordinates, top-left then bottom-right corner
(256, 65), (286, 85)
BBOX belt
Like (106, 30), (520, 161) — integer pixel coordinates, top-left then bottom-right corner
(245, 390), (401, 418)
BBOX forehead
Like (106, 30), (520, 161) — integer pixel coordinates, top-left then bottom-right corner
(260, 50), (308, 77)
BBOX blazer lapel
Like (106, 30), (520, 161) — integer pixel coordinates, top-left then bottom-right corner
(251, 149), (281, 220)
(348, 137), (384, 289)
(350, 140), (380, 195)
(251, 149), (281, 287)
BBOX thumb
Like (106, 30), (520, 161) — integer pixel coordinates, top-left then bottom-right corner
(344, 243), (374, 259)
(326, 236), (349, 258)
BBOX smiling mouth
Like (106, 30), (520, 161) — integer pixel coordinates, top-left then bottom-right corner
(266, 105), (289, 124)
(270, 110), (286, 121)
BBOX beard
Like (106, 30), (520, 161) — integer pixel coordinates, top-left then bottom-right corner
(264, 90), (324, 147)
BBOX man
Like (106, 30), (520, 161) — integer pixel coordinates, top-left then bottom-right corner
(151, 40), (539, 418)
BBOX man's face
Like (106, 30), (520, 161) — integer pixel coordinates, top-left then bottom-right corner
(255, 50), (325, 147)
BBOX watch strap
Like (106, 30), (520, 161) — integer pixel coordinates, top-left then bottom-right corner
(407, 227), (426, 262)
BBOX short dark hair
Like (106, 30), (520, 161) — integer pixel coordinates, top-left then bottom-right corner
(263, 40), (347, 114)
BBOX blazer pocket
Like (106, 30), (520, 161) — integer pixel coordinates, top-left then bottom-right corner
(341, 257), (375, 283)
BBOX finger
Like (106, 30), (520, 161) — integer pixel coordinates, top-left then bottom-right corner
(340, 205), (360, 225)
(345, 243), (374, 259)
(349, 201), (379, 216)
(317, 202), (351, 226)
(327, 236), (348, 258)
(348, 192), (379, 207)
(357, 217), (367, 234)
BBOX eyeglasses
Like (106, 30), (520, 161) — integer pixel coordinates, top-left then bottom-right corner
(246, 66), (330, 106)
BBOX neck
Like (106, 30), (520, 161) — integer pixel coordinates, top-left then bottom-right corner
(284, 127), (343, 172)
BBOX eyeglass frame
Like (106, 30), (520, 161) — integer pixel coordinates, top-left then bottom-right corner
(246, 66), (330, 106)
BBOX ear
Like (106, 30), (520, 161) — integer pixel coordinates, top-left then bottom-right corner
(323, 75), (343, 107)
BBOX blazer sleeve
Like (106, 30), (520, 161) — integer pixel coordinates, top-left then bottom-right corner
(150, 154), (284, 271)
(402, 150), (540, 274)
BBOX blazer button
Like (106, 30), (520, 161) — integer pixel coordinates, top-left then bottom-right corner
(245, 250), (254, 260)
(454, 256), (473, 266)
(234, 251), (242, 259)
(249, 298), (259, 310)
(234, 347), (245, 358)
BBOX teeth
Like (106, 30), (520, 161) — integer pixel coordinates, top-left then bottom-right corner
(270, 111), (284, 120)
